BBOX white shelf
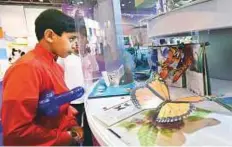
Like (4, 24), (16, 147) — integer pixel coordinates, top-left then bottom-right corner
(148, 0), (232, 38)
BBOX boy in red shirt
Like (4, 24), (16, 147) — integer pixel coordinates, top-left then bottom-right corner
(1, 9), (85, 145)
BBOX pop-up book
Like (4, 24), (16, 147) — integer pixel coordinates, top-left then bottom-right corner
(155, 43), (211, 96)
(106, 42), (232, 146)
(108, 73), (232, 146)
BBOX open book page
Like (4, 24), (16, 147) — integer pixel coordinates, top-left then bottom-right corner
(92, 96), (142, 127)
(109, 107), (232, 146)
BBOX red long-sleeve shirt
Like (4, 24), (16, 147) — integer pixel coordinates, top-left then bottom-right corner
(1, 44), (78, 146)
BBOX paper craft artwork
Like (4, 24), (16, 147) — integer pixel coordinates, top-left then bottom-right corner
(131, 73), (204, 128)
(158, 44), (193, 85)
(186, 43), (210, 95)
(0, 27), (3, 38)
(110, 108), (222, 146)
(157, 43), (210, 93)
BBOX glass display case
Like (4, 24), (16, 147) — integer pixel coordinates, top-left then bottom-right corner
(60, 1), (232, 146)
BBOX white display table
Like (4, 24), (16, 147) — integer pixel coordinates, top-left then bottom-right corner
(85, 96), (128, 146)
(84, 82), (232, 146)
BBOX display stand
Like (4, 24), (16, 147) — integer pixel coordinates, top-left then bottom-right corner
(149, 42), (210, 95)
(85, 83), (232, 146)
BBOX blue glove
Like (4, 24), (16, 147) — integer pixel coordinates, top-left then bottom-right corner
(38, 87), (85, 117)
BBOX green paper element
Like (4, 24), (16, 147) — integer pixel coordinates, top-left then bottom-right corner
(119, 121), (137, 131)
(138, 124), (158, 146)
(187, 116), (204, 122)
(191, 108), (211, 118)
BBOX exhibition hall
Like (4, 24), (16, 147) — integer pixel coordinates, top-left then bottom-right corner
(0, 0), (232, 146)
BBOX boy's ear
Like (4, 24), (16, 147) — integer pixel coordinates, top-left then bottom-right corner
(44, 29), (56, 43)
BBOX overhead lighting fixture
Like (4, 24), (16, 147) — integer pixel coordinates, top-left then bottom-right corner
(121, 3), (125, 7)
(128, 1), (131, 3)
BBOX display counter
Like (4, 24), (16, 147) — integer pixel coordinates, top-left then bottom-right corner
(84, 81), (232, 146)
(78, 81), (124, 146)
(85, 96), (128, 146)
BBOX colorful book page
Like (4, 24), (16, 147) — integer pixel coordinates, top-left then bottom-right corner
(110, 107), (231, 146)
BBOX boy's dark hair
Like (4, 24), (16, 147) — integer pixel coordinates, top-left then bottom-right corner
(35, 9), (76, 41)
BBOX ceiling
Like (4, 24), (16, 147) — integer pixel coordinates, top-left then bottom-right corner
(0, 0), (156, 21)
(0, 0), (98, 7)
(0, 0), (156, 14)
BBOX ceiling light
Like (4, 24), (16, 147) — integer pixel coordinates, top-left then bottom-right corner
(121, 3), (125, 7)
(128, 1), (131, 3)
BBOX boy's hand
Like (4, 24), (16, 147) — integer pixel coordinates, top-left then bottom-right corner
(68, 126), (84, 144)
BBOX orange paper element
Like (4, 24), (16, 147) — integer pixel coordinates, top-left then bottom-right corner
(0, 27), (3, 38)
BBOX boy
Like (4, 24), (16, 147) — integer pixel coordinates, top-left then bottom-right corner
(1, 9), (83, 145)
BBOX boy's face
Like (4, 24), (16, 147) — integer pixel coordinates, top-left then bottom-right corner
(50, 31), (88, 58)
(50, 32), (77, 58)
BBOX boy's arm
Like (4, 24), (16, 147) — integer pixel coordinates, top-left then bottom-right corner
(1, 63), (72, 146)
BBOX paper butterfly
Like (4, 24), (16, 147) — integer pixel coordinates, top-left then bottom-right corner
(131, 73), (203, 127)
